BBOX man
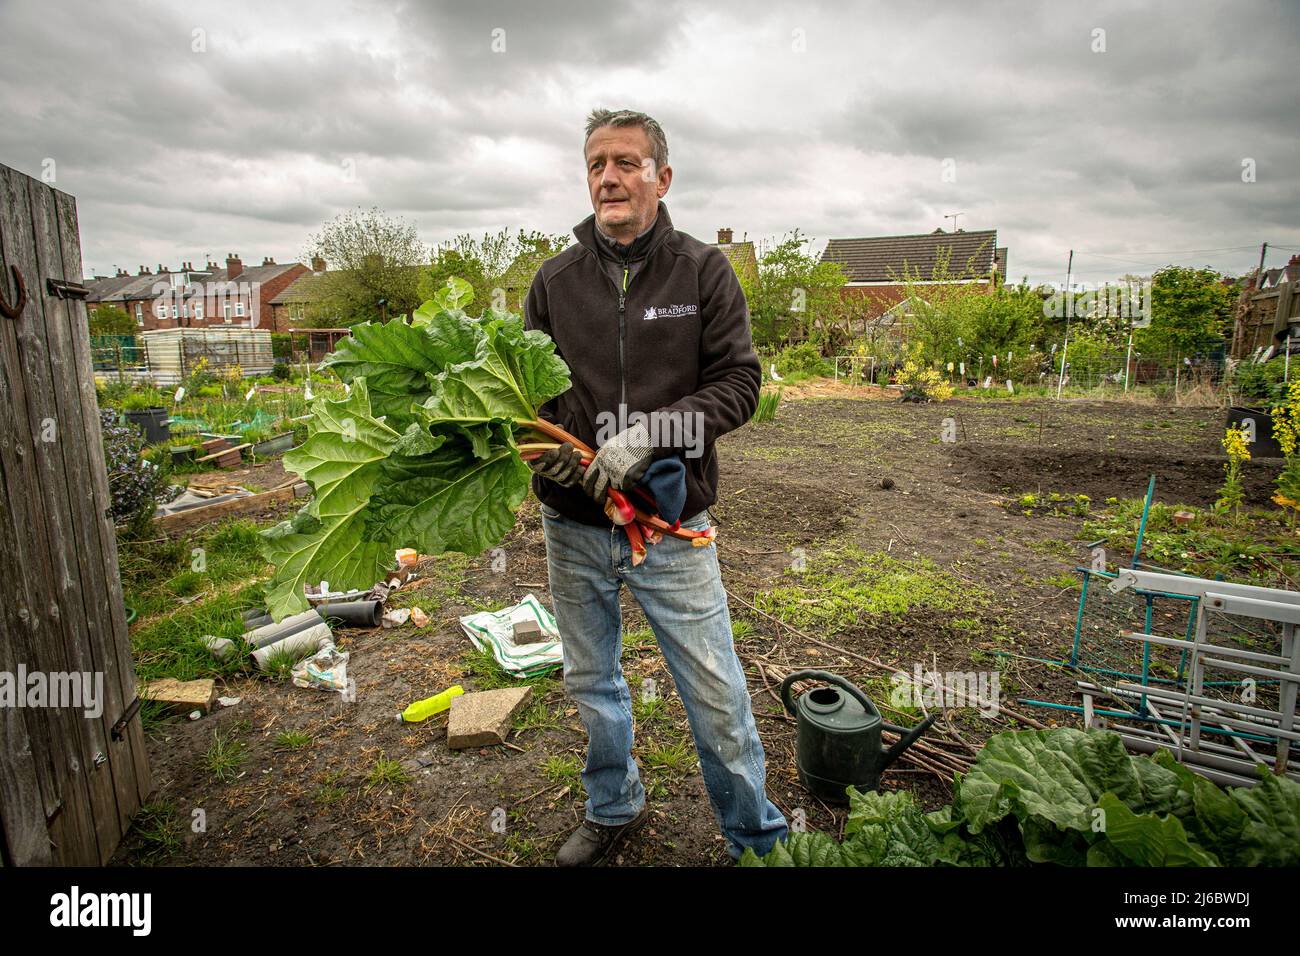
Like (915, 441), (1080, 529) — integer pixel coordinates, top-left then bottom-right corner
(523, 108), (788, 866)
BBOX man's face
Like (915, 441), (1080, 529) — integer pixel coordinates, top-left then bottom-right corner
(584, 124), (671, 240)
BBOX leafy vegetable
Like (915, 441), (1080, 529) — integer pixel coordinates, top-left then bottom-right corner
(740, 728), (1300, 867)
(260, 299), (567, 619)
(262, 288), (722, 619)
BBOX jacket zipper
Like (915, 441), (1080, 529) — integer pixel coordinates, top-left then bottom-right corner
(618, 260), (629, 409)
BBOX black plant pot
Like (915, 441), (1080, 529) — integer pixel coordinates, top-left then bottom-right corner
(124, 407), (171, 445)
(1227, 406), (1283, 459)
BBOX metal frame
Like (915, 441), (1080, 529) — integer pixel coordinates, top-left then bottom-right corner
(1080, 567), (1300, 786)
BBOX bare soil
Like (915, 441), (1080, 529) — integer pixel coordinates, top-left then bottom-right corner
(114, 395), (1268, 867)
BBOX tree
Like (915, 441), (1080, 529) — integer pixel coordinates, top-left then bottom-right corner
(421, 229), (569, 315)
(88, 304), (135, 335)
(741, 231), (848, 350)
(1136, 265), (1235, 358)
(893, 246), (1045, 376)
(306, 207), (428, 324)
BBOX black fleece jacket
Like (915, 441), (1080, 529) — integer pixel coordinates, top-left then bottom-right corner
(524, 201), (761, 527)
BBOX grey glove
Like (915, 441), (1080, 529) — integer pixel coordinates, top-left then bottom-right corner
(582, 421), (654, 503)
(529, 442), (585, 488)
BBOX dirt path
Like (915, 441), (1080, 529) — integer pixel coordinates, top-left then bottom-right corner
(114, 395), (1265, 867)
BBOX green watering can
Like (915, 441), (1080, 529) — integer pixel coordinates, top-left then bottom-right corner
(781, 669), (937, 804)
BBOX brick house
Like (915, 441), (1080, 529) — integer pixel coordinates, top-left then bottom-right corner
(268, 256), (331, 329)
(712, 227), (758, 284)
(86, 255), (308, 333)
(820, 229), (1007, 332)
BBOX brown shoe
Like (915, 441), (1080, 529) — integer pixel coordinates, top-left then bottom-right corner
(554, 807), (649, 867)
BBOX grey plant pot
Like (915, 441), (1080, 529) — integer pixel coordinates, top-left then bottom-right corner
(252, 432), (296, 456)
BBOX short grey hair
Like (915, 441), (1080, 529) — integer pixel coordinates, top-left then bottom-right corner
(584, 108), (669, 169)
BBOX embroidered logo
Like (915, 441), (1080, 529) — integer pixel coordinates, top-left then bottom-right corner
(642, 303), (698, 321)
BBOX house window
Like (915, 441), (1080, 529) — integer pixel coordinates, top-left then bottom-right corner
(235, 301), (245, 317)
(135, 303), (143, 325)
(223, 302), (231, 321)
(195, 303), (203, 321)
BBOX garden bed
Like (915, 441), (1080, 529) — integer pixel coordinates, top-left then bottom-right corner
(111, 394), (1298, 867)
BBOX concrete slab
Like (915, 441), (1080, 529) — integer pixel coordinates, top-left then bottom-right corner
(446, 686), (533, 749)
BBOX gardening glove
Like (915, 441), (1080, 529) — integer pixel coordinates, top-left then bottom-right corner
(528, 442), (585, 488)
(582, 421), (654, 504)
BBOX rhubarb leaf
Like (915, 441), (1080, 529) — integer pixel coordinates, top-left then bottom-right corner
(323, 314), (484, 427)
(366, 441), (531, 556)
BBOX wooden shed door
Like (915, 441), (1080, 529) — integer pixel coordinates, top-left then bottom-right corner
(0, 162), (151, 865)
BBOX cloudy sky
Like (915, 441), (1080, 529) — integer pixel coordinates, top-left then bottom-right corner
(2, 0), (1298, 286)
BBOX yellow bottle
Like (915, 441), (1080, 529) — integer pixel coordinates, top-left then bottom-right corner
(397, 685), (464, 723)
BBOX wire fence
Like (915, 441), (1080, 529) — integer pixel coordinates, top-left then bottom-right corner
(818, 347), (1230, 401)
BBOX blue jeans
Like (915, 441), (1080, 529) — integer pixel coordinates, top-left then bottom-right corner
(540, 503), (788, 860)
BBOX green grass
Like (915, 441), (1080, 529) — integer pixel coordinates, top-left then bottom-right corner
(622, 625), (656, 649)
(1028, 538), (1077, 560)
(123, 518), (278, 685)
(632, 692), (670, 727)
(275, 730), (313, 750)
(204, 727), (247, 782)
(1039, 572), (1080, 590)
(314, 770), (348, 806)
(643, 740), (697, 774)
(754, 546), (991, 630)
(365, 756), (411, 790)
(1084, 499), (1300, 583)
(540, 754), (582, 790)
(751, 387), (783, 424)
(459, 645), (560, 694)
(128, 800), (183, 865)
(1008, 491), (1091, 519)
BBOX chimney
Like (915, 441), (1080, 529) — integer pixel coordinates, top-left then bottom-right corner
(226, 254), (243, 279)
(717, 227), (733, 245)
(1290, 254), (1300, 267)
(138, 265), (150, 275)
(311, 256), (326, 273)
(157, 263), (166, 274)
(207, 260), (219, 271)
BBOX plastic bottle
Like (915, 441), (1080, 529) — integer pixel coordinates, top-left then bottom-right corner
(397, 685), (465, 723)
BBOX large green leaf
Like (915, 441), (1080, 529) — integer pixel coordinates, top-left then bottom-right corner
(957, 728), (1187, 834)
(420, 313), (571, 439)
(260, 379), (401, 618)
(1228, 767), (1300, 865)
(742, 730), (1300, 869)
(260, 295), (574, 621)
(1088, 793), (1220, 866)
(261, 509), (394, 620)
(283, 379), (401, 519)
(323, 315), (484, 427)
(366, 441), (532, 557)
